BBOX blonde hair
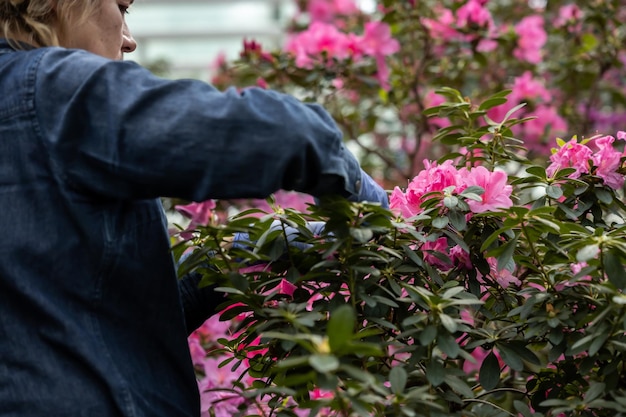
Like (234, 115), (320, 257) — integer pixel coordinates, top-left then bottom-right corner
(1, 0), (100, 48)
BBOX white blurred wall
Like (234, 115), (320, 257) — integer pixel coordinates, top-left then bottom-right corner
(126, 0), (295, 79)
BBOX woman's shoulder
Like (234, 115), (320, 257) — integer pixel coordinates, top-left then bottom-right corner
(34, 46), (153, 100)
(38, 46), (142, 76)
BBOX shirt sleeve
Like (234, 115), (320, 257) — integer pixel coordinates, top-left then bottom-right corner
(34, 48), (362, 202)
(178, 272), (223, 335)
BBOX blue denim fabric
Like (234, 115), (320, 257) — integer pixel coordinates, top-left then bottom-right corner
(351, 169), (389, 209)
(0, 39), (378, 417)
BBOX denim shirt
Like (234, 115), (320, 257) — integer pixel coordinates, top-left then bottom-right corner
(0, 40), (361, 417)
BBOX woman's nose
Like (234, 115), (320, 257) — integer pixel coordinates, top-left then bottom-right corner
(122, 24), (137, 54)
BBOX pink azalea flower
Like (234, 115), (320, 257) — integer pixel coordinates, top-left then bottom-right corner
(546, 137), (593, 178)
(176, 200), (217, 239)
(476, 38), (498, 53)
(553, 4), (583, 32)
(592, 134), (625, 189)
(188, 336), (207, 366)
(307, 0), (359, 23)
(510, 71), (552, 103)
(422, 7), (458, 42)
(360, 21), (400, 57)
(240, 39), (274, 63)
(477, 257), (520, 288)
(486, 78), (565, 157)
(456, 0), (493, 30)
(176, 200), (216, 226)
(423, 89), (450, 129)
(308, 0), (337, 22)
(554, 262), (592, 291)
(421, 237), (452, 270)
(331, 78), (344, 89)
(359, 22), (400, 90)
(450, 245), (472, 270)
(374, 54), (393, 90)
(256, 77), (269, 89)
(234, 191), (314, 218)
(193, 314), (232, 343)
(405, 160), (462, 212)
(188, 315), (233, 367)
(390, 160), (462, 217)
(513, 15), (546, 64)
(389, 186), (416, 218)
(239, 263), (269, 275)
(198, 357), (247, 417)
(277, 278), (297, 297)
(463, 346), (489, 374)
(459, 166), (513, 213)
(572, 262), (590, 277)
(209, 52), (228, 84)
(286, 22), (352, 68)
(521, 105), (569, 154)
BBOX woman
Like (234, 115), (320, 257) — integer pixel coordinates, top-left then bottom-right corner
(0, 1), (388, 416)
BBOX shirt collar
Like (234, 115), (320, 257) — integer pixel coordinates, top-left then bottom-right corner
(0, 38), (36, 54)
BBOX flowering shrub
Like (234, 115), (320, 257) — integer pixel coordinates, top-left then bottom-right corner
(213, 0), (626, 183)
(175, 0), (626, 416)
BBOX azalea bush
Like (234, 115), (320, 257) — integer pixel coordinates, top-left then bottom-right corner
(173, 0), (626, 416)
(210, 0), (626, 183)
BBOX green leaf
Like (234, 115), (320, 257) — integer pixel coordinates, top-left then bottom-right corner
(448, 209), (467, 231)
(309, 354), (339, 373)
(479, 351), (501, 390)
(496, 344), (523, 371)
(432, 217), (449, 229)
(443, 374), (475, 398)
(540, 399), (573, 407)
(481, 226), (516, 252)
(584, 382), (606, 402)
(532, 215), (562, 233)
(589, 332), (608, 356)
(577, 244), (600, 263)
(343, 341), (384, 357)
(276, 355), (311, 369)
(328, 305), (355, 352)
(423, 105), (448, 117)
(402, 244), (425, 267)
(570, 334), (594, 354)
(350, 227), (374, 243)
(419, 325), (438, 346)
(479, 97), (509, 111)
(546, 185), (563, 200)
(497, 341), (539, 371)
(496, 235), (518, 272)
(525, 166), (546, 179)
(439, 313), (458, 333)
(514, 400), (534, 417)
(507, 341), (540, 365)
(579, 33), (599, 53)
(443, 195), (459, 209)
(595, 188), (613, 204)
(461, 185), (485, 196)
(426, 360), (445, 386)
(604, 250), (626, 289)
(462, 192), (483, 202)
(229, 272), (250, 292)
(437, 332), (461, 358)
(555, 167), (579, 180)
(441, 285), (465, 298)
(389, 366), (408, 394)
(500, 102), (527, 124)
